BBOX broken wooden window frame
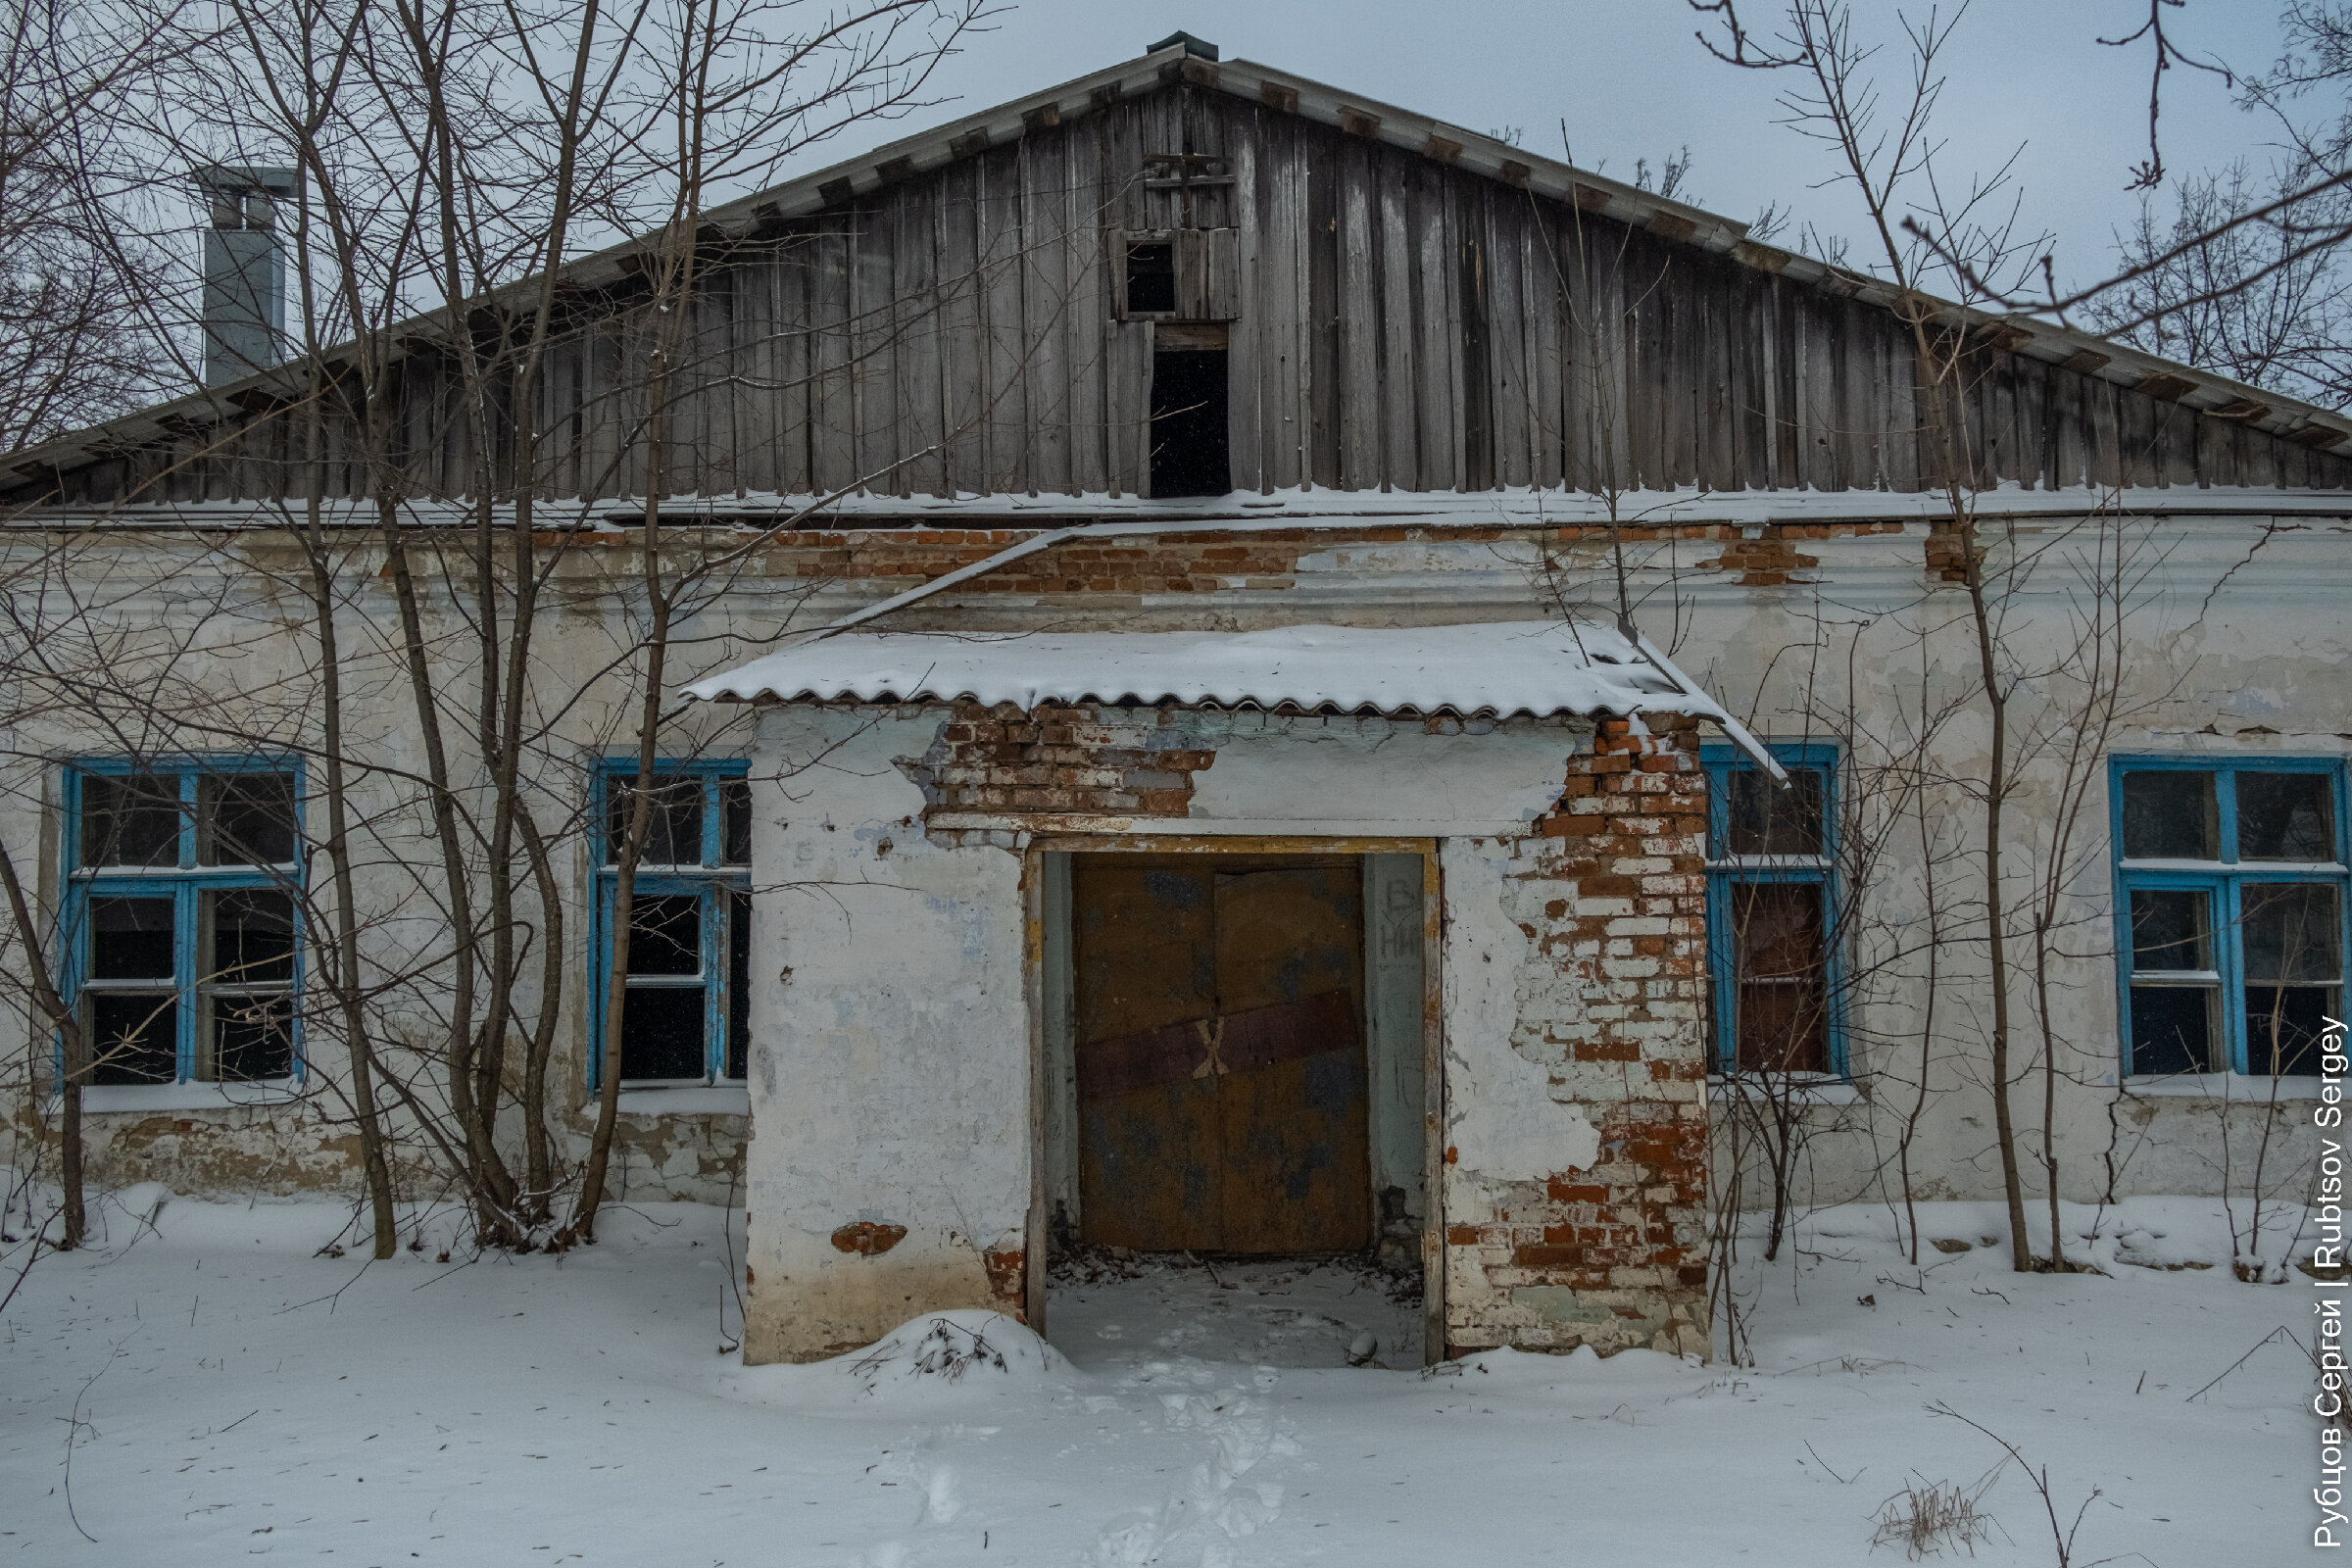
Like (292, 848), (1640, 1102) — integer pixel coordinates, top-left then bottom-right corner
(1700, 741), (1845, 1079)
(2111, 755), (2349, 1078)
(589, 759), (753, 1091)
(59, 758), (306, 1091)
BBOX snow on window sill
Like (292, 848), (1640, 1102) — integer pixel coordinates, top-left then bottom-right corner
(2120, 1073), (2328, 1102)
(71, 1080), (301, 1113)
(1707, 1075), (1862, 1104)
(602, 1085), (751, 1117)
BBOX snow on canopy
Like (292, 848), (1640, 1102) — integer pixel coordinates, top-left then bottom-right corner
(682, 618), (1735, 721)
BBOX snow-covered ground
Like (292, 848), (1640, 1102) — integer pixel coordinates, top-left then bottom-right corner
(0, 1187), (2323, 1565)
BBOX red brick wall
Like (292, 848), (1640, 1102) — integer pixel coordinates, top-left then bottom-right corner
(916, 702), (1215, 817)
(1443, 712), (1712, 1357)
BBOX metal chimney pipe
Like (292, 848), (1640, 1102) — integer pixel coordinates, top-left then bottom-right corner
(194, 166), (297, 386)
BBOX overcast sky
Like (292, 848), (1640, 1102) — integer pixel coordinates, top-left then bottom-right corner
(794, 0), (2301, 294)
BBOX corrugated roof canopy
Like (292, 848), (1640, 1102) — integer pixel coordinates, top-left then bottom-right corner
(684, 619), (1734, 722)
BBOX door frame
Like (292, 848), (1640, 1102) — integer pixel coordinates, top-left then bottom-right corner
(1021, 832), (1445, 1363)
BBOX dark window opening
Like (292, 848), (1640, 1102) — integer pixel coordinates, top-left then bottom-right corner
(2239, 770), (2335, 861)
(2121, 769), (2217, 859)
(1126, 241), (1176, 314)
(608, 772), (703, 866)
(200, 771), (299, 866)
(81, 774), (180, 868)
(1149, 349), (1229, 498)
(1722, 767), (1826, 857)
(1729, 881), (1830, 1073)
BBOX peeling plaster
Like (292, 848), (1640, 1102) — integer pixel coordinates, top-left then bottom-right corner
(1440, 841), (1602, 1186)
(1188, 719), (1575, 826)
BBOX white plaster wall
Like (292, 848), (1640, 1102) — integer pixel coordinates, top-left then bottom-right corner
(741, 706), (1032, 1362)
(1188, 716), (1579, 829)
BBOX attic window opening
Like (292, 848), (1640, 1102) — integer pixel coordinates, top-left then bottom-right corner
(1126, 242), (1176, 315)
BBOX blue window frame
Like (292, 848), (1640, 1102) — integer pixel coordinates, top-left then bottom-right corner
(2112, 756), (2348, 1077)
(61, 760), (304, 1087)
(590, 760), (753, 1087)
(1701, 742), (1845, 1076)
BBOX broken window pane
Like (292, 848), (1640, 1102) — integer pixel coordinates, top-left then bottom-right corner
(2242, 882), (2341, 985)
(625, 894), (702, 977)
(2246, 986), (2334, 1077)
(619, 985), (705, 1080)
(2129, 889), (2213, 974)
(88, 993), (177, 1084)
(608, 773), (702, 866)
(80, 773), (180, 867)
(2129, 984), (2217, 1075)
(2121, 770), (2216, 859)
(2237, 772), (2335, 862)
(199, 771), (298, 866)
(209, 889), (296, 983)
(1126, 241), (1176, 313)
(720, 779), (752, 868)
(727, 889), (751, 1080)
(1724, 768), (1825, 857)
(1730, 881), (1829, 1073)
(211, 994), (293, 1081)
(90, 896), (175, 979)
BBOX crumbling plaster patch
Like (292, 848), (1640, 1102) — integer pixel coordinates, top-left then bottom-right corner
(740, 706), (1033, 1362)
(1439, 840), (1602, 1188)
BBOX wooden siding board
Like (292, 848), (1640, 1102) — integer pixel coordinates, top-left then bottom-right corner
(1336, 137), (1379, 488)
(1306, 122), (1342, 488)
(978, 146), (1027, 493)
(1413, 163), (1459, 491)
(1260, 110), (1305, 491)
(1065, 125), (1109, 494)
(1376, 151), (1416, 489)
(1228, 110), (1263, 491)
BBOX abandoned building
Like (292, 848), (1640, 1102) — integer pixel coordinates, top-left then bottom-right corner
(3, 35), (2347, 1365)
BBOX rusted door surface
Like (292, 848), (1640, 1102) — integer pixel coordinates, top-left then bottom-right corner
(1074, 856), (1369, 1254)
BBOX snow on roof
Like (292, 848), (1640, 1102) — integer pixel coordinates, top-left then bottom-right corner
(683, 618), (1735, 722)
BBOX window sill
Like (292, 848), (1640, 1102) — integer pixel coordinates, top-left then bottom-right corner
(2120, 1073), (2328, 1102)
(71, 1080), (301, 1113)
(600, 1085), (751, 1117)
(1707, 1075), (1862, 1104)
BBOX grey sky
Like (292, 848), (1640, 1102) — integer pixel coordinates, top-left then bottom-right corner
(794, 0), (2298, 295)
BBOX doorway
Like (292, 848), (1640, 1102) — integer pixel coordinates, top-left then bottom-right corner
(1148, 345), (1230, 497)
(1073, 854), (1369, 1253)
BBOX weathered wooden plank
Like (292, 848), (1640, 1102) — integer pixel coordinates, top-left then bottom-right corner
(1064, 123), (1110, 495)
(1305, 121), (1341, 488)
(1414, 163), (1459, 491)
(774, 242), (814, 495)
(1455, 182), (1494, 491)
(1336, 136), (1379, 488)
(1485, 192), (1528, 489)
(1226, 108), (1263, 492)
(1259, 110), (1306, 491)
(1022, 131), (1072, 495)
(1376, 151), (1417, 490)
(894, 179), (945, 498)
(809, 221), (857, 493)
(1524, 204), (1565, 489)
(933, 161), (984, 494)
(978, 145), (1028, 494)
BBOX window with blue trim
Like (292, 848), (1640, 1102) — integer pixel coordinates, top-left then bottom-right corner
(64, 761), (303, 1086)
(593, 761), (753, 1087)
(1702, 743), (1842, 1076)
(2113, 758), (2348, 1077)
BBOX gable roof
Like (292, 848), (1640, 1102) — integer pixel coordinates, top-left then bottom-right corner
(13, 35), (2352, 485)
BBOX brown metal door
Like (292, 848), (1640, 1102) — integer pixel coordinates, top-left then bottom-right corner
(1073, 856), (1370, 1255)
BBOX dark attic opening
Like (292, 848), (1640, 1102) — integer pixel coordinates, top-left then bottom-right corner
(1125, 239), (1177, 314)
(1149, 341), (1229, 497)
